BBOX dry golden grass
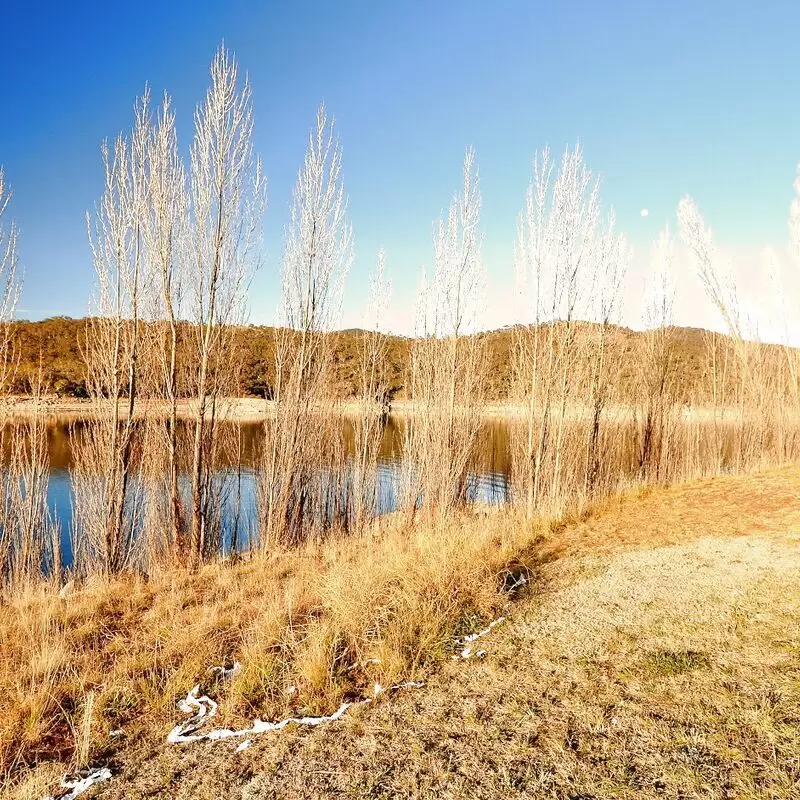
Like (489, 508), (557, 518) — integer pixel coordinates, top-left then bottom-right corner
(0, 507), (542, 794)
(91, 466), (800, 800)
(4, 466), (800, 798)
(537, 463), (800, 560)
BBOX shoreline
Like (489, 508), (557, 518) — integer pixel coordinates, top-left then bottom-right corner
(0, 395), (763, 424)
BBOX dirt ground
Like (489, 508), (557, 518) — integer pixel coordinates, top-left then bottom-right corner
(40, 468), (800, 799)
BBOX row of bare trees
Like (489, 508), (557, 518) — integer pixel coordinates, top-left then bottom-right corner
(508, 146), (800, 516)
(677, 189), (800, 473)
(72, 48), (264, 574)
(2, 43), (800, 588)
(70, 50), (388, 569)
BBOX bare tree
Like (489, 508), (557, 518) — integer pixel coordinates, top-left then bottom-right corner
(0, 372), (60, 593)
(636, 227), (677, 482)
(74, 92), (150, 574)
(141, 92), (187, 559)
(678, 195), (790, 471)
(678, 196), (758, 469)
(512, 145), (600, 514)
(0, 170), (21, 399)
(583, 212), (629, 496)
(0, 170), (51, 593)
(435, 147), (483, 430)
(403, 148), (486, 518)
(280, 105), (352, 338)
(186, 45), (265, 565)
(351, 249), (391, 530)
(260, 104), (352, 546)
(678, 197), (741, 338)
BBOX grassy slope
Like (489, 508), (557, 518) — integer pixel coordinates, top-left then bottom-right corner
(7, 467), (800, 799)
(0, 507), (539, 795)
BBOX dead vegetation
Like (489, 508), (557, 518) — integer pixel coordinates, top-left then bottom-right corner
(0, 504), (542, 791)
(4, 466), (797, 799)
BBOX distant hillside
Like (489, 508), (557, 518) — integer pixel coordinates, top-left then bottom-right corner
(5, 316), (779, 404)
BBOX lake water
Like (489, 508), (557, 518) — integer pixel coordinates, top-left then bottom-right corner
(20, 418), (513, 567)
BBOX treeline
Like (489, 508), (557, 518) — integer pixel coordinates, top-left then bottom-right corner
(8, 315), (788, 405)
(9, 316), (413, 400)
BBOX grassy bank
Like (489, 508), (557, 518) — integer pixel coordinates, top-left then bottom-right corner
(0, 505), (546, 793)
(4, 465), (800, 798)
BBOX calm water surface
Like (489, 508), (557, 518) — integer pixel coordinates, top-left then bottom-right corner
(18, 418), (513, 566)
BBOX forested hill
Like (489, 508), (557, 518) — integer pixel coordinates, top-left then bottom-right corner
(7, 316), (766, 403)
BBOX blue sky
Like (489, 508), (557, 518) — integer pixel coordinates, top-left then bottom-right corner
(3, 0), (799, 332)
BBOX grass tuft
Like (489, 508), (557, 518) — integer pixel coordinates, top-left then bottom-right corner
(641, 649), (712, 676)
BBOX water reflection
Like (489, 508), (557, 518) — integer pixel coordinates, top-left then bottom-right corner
(6, 417), (513, 567)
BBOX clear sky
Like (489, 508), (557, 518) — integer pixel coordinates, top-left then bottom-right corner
(3, 0), (799, 334)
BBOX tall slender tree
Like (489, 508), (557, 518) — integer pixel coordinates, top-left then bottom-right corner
(352, 249), (391, 530)
(404, 148), (485, 518)
(512, 145), (600, 514)
(141, 92), (187, 558)
(186, 45), (265, 565)
(0, 169), (20, 399)
(636, 227), (677, 482)
(583, 212), (629, 496)
(261, 104), (352, 546)
(75, 92), (149, 574)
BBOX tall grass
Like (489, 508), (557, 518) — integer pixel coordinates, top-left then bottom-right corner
(0, 507), (541, 784)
